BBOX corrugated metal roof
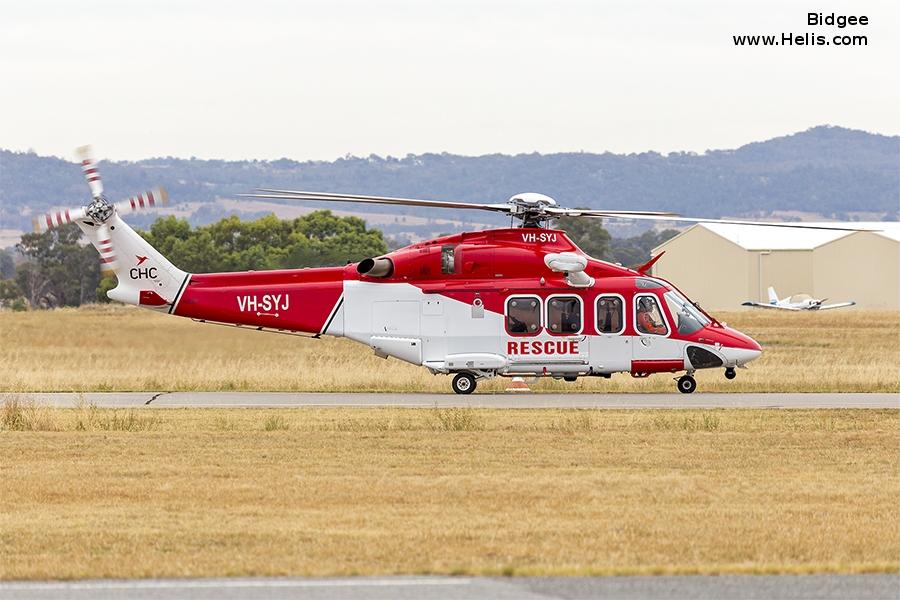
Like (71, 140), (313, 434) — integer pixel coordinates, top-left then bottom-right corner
(697, 222), (900, 250)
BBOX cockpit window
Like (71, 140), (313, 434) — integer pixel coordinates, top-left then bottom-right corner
(635, 294), (668, 336)
(441, 245), (456, 274)
(506, 296), (541, 335)
(663, 291), (710, 335)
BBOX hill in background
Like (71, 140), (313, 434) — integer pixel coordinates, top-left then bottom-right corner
(1, 125), (897, 243)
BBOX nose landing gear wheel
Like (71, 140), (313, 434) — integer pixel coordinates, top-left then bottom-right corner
(724, 367), (736, 380)
(452, 372), (477, 395)
(677, 375), (697, 394)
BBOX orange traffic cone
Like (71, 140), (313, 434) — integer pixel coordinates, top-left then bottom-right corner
(505, 377), (531, 392)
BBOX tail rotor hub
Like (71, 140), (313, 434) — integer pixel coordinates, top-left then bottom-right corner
(85, 195), (114, 224)
(31, 145), (168, 274)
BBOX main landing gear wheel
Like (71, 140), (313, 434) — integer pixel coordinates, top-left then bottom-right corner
(677, 375), (697, 394)
(452, 373), (477, 395)
(724, 367), (737, 380)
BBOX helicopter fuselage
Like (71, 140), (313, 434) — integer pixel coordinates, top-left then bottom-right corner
(167, 227), (761, 392)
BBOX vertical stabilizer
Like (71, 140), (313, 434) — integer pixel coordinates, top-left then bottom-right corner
(77, 215), (189, 309)
(767, 286), (779, 304)
(31, 146), (190, 312)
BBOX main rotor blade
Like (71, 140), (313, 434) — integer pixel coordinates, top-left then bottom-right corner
(547, 207), (681, 218)
(241, 189), (513, 213)
(578, 213), (874, 231)
(240, 189), (878, 233)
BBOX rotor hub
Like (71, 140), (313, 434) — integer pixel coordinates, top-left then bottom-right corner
(506, 193), (557, 227)
(506, 192), (557, 208)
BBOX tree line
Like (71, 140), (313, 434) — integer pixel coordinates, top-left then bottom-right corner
(0, 211), (674, 310)
(0, 211), (388, 310)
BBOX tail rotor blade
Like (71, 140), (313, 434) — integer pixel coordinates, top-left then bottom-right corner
(32, 187), (168, 233)
(96, 223), (118, 273)
(113, 187), (168, 216)
(76, 145), (104, 198)
(32, 207), (88, 233)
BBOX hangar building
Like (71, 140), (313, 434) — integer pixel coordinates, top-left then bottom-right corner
(649, 223), (900, 310)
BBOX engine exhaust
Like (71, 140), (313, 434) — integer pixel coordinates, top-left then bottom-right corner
(357, 257), (394, 278)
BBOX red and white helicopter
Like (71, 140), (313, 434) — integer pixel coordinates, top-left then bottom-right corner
(35, 147), (864, 394)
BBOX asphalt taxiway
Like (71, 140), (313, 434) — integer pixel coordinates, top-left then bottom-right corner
(17, 391), (900, 408)
(1, 575), (897, 600)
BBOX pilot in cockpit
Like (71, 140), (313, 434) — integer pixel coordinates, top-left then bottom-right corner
(637, 297), (666, 335)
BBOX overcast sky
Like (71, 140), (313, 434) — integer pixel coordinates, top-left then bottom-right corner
(1, 0), (898, 161)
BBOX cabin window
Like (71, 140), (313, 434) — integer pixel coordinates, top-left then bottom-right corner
(635, 294), (668, 336)
(506, 296), (541, 335)
(547, 296), (582, 334)
(596, 295), (624, 334)
(441, 245), (456, 274)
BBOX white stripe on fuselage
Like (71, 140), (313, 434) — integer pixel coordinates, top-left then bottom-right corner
(338, 282), (740, 373)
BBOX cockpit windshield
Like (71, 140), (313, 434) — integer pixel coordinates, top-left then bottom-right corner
(663, 290), (710, 335)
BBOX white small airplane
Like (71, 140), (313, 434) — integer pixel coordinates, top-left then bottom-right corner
(743, 287), (856, 311)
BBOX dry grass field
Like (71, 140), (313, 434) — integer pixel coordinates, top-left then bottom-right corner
(0, 305), (898, 392)
(1, 404), (897, 579)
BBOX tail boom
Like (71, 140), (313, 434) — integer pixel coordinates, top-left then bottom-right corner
(72, 201), (346, 336)
(171, 267), (347, 336)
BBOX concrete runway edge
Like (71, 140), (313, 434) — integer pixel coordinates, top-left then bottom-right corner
(10, 391), (900, 408)
(1, 575), (898, 600)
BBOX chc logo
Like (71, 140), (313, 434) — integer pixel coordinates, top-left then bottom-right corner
(130, 267), (158, 280)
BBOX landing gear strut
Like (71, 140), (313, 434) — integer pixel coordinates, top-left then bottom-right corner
(677, 374), (697, 394)
(724, 367), (736, 380)
(452, 372), (477, 395)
